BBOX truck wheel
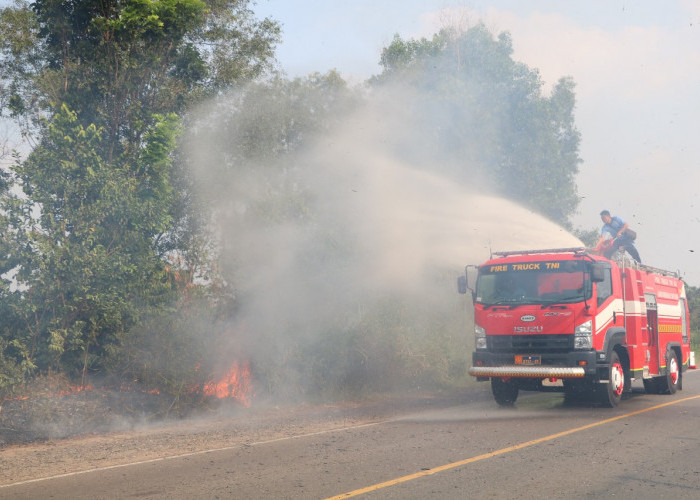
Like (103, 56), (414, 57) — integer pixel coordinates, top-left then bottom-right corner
(658, 350), (681, 394)
(491, 378), (518, 406)
(598, 350), (624, 407)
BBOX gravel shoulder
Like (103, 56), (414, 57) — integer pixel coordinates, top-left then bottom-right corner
(0, 388), (486, 486)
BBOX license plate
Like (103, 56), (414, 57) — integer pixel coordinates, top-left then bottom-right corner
(515, 355), (541, 365)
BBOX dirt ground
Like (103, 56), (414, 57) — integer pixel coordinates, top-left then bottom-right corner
(0, 387), (479, 486)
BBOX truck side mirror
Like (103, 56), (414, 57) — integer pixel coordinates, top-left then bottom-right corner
(457, 275), (467, 294)
(591, 263), (605, 283)
(458, 265), (479, 301)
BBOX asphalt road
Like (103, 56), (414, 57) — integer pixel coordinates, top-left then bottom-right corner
(4, 372), (700, 499)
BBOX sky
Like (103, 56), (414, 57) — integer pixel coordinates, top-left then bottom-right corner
(252, 0), (700, 285)
(0, 0), (697, 284)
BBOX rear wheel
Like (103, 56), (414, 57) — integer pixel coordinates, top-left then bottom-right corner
(491, 378), (519, 406)
(598, 350), (624, 407)
(658, 350), (681, 394)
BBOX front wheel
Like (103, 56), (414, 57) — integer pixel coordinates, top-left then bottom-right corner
(598, 350), (624, 407)
(491, 378), (519, 406)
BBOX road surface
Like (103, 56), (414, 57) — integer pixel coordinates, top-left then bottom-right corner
(3, 372), (700, 499)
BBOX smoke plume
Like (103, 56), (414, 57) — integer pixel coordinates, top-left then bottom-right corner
(184, 83), (581, 399)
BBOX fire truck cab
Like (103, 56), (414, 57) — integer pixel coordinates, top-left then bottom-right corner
(458, 247), (691, 407)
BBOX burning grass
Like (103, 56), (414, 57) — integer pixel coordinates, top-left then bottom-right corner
(0, 368), (253, 447)
(202, 360), (252, 405)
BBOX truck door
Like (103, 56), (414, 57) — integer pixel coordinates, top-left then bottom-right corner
(645, 293), (660, 374)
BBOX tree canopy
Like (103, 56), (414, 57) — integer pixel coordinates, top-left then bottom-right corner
(373, 26), (582, 227)
(0, 0), (280, 384)
(1, 0), (280, 154)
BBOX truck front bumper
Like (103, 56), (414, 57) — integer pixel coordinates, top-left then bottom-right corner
(470, 350), (599, 379)
(468, 365), (585, 378)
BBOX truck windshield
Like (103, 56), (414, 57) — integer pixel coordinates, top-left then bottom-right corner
(476, 260), (592, 306)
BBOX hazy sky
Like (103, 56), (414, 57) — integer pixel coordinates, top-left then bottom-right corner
(253, 0), (700, 285)
(0, 0), (697, 284)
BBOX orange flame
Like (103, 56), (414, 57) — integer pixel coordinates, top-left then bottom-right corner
(56, 385), (94, 397)
(202, 360), (252, 406)
(3, 364), (253, 405)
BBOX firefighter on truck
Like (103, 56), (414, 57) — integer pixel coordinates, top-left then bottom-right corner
(457, 247), (691, 407)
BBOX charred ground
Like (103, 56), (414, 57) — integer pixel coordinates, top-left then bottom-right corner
(0, 381), (479, 448)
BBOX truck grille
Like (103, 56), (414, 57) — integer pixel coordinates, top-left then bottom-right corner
(488, 334), (573, 353)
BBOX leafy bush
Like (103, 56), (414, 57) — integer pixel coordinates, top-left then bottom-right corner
(0, 339), (28, 400)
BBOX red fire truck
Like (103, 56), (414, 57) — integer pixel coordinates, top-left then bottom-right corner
(458, 247), (691, 407)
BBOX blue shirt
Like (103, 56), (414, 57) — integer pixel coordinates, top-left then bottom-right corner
(602, 216), (625, 237)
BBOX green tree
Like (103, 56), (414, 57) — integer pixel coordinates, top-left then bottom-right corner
(0, 148), (29, 396)
(1, 0), (280, 151)
(0, 1), (43, 142)
(0, 0), (280, 292)
(7, 105), (177, 378)
(374, 25), (582, 227)
(0, 0), (281, 383)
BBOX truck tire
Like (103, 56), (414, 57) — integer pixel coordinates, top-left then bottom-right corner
(598, 350), (624, 407)
(658, 350), (681, 394)
(491, 378), (518, 406)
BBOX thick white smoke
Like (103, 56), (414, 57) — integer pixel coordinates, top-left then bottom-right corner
(185, 83), (582, 398)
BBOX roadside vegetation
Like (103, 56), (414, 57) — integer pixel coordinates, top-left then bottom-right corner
(686, 286), (700, 347)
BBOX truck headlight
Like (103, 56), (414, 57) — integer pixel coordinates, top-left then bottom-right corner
(475, 323), (487, 350)
(574, 320), (593, 350)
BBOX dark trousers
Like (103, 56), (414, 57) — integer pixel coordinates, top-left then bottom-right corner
(603, 235), (641, 263)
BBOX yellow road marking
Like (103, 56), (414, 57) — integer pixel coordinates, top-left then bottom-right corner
(327, 394), (700, 499)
